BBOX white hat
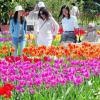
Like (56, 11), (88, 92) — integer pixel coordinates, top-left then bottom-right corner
(38, 1), (45, 8)
(15, 5), (24, 12)
(88, 22), (95, 28)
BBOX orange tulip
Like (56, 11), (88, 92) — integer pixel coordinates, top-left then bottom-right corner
(10, 47), (15, 53)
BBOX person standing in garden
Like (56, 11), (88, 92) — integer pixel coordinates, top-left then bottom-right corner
(9, 5), (27, 56)
(26, 1), (46, 32)
(35, 7), (59, 47)
(82, 22), (98, 42)
(59, 5), (79, 44)
(71, 3), (80, 18)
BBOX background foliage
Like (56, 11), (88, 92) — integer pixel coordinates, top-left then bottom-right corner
(0, 0), (100, 25)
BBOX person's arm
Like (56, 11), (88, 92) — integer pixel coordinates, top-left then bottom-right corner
(73, 16), (79, 29)
(71, 7), (74, 16)
(76, 8), (80, 18)
(31, 12), (39, 33)
(24, 18), (27, 34)
(34, 18), (40, 35)
(50, 17), (59, 36)
(9, 18), (14, 36)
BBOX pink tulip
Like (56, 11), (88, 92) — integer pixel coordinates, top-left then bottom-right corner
(73, 76), (83, 85)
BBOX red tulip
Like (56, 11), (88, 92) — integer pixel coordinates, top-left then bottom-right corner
(58, 26), (63, 34)
(74, 28), (86, 35)
(0, 83), (14, 99)
(34, 58), (41, 63)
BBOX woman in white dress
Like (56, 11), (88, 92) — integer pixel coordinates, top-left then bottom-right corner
(35, 8), (59, 47)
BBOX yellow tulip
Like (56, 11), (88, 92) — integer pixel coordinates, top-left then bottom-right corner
(30, 34), (33, 40)
(54, 34), (61, 41)
(25, 34), (29, 39)
(97, 30), (100, 35)
(25, 34), (36, 40)
(30, 34), (36, 40)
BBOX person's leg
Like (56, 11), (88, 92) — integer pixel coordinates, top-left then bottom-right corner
(60, 34), (67, 46)
(68, 32), (77, 43)
(19, 39), (26, 56)
(12, 38), (18, 56)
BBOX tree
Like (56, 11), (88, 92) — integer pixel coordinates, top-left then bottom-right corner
(0, 0), (16, 24)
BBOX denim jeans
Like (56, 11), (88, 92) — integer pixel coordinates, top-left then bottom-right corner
(12, 36), (26, 56)
(60, 31), (76, 43)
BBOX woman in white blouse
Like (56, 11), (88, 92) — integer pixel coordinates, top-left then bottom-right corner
(35, 7), (59, 47)
(59, 5), (79, 43)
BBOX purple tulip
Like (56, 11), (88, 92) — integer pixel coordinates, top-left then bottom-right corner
(73, 76), (83, 85)
(0, 57), (100, 94)
(34, 78), (42, 86)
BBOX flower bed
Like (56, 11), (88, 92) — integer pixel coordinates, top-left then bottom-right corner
(23, 42), (100, 60)
(0, 42), (100, 100)
(0, 55), (100, 99)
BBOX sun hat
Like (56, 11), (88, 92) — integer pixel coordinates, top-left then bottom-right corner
(88, 22), (96, 28)
(15, 5), (24, 12)
(38, 1), (45, 8)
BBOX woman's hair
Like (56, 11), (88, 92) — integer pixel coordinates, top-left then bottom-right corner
(13, 11), (24, 24)
(59, 5), (70, 19)
(38, 7), (50, 20)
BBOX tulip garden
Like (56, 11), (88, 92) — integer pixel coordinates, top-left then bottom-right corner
(0, 30), (100, 100)
(0, 0), (100, 99)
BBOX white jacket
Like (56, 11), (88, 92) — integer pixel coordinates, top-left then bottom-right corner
(71, 6), (79, 17)
(26, 11), (38, 26)
(35, 17), (59, 46)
